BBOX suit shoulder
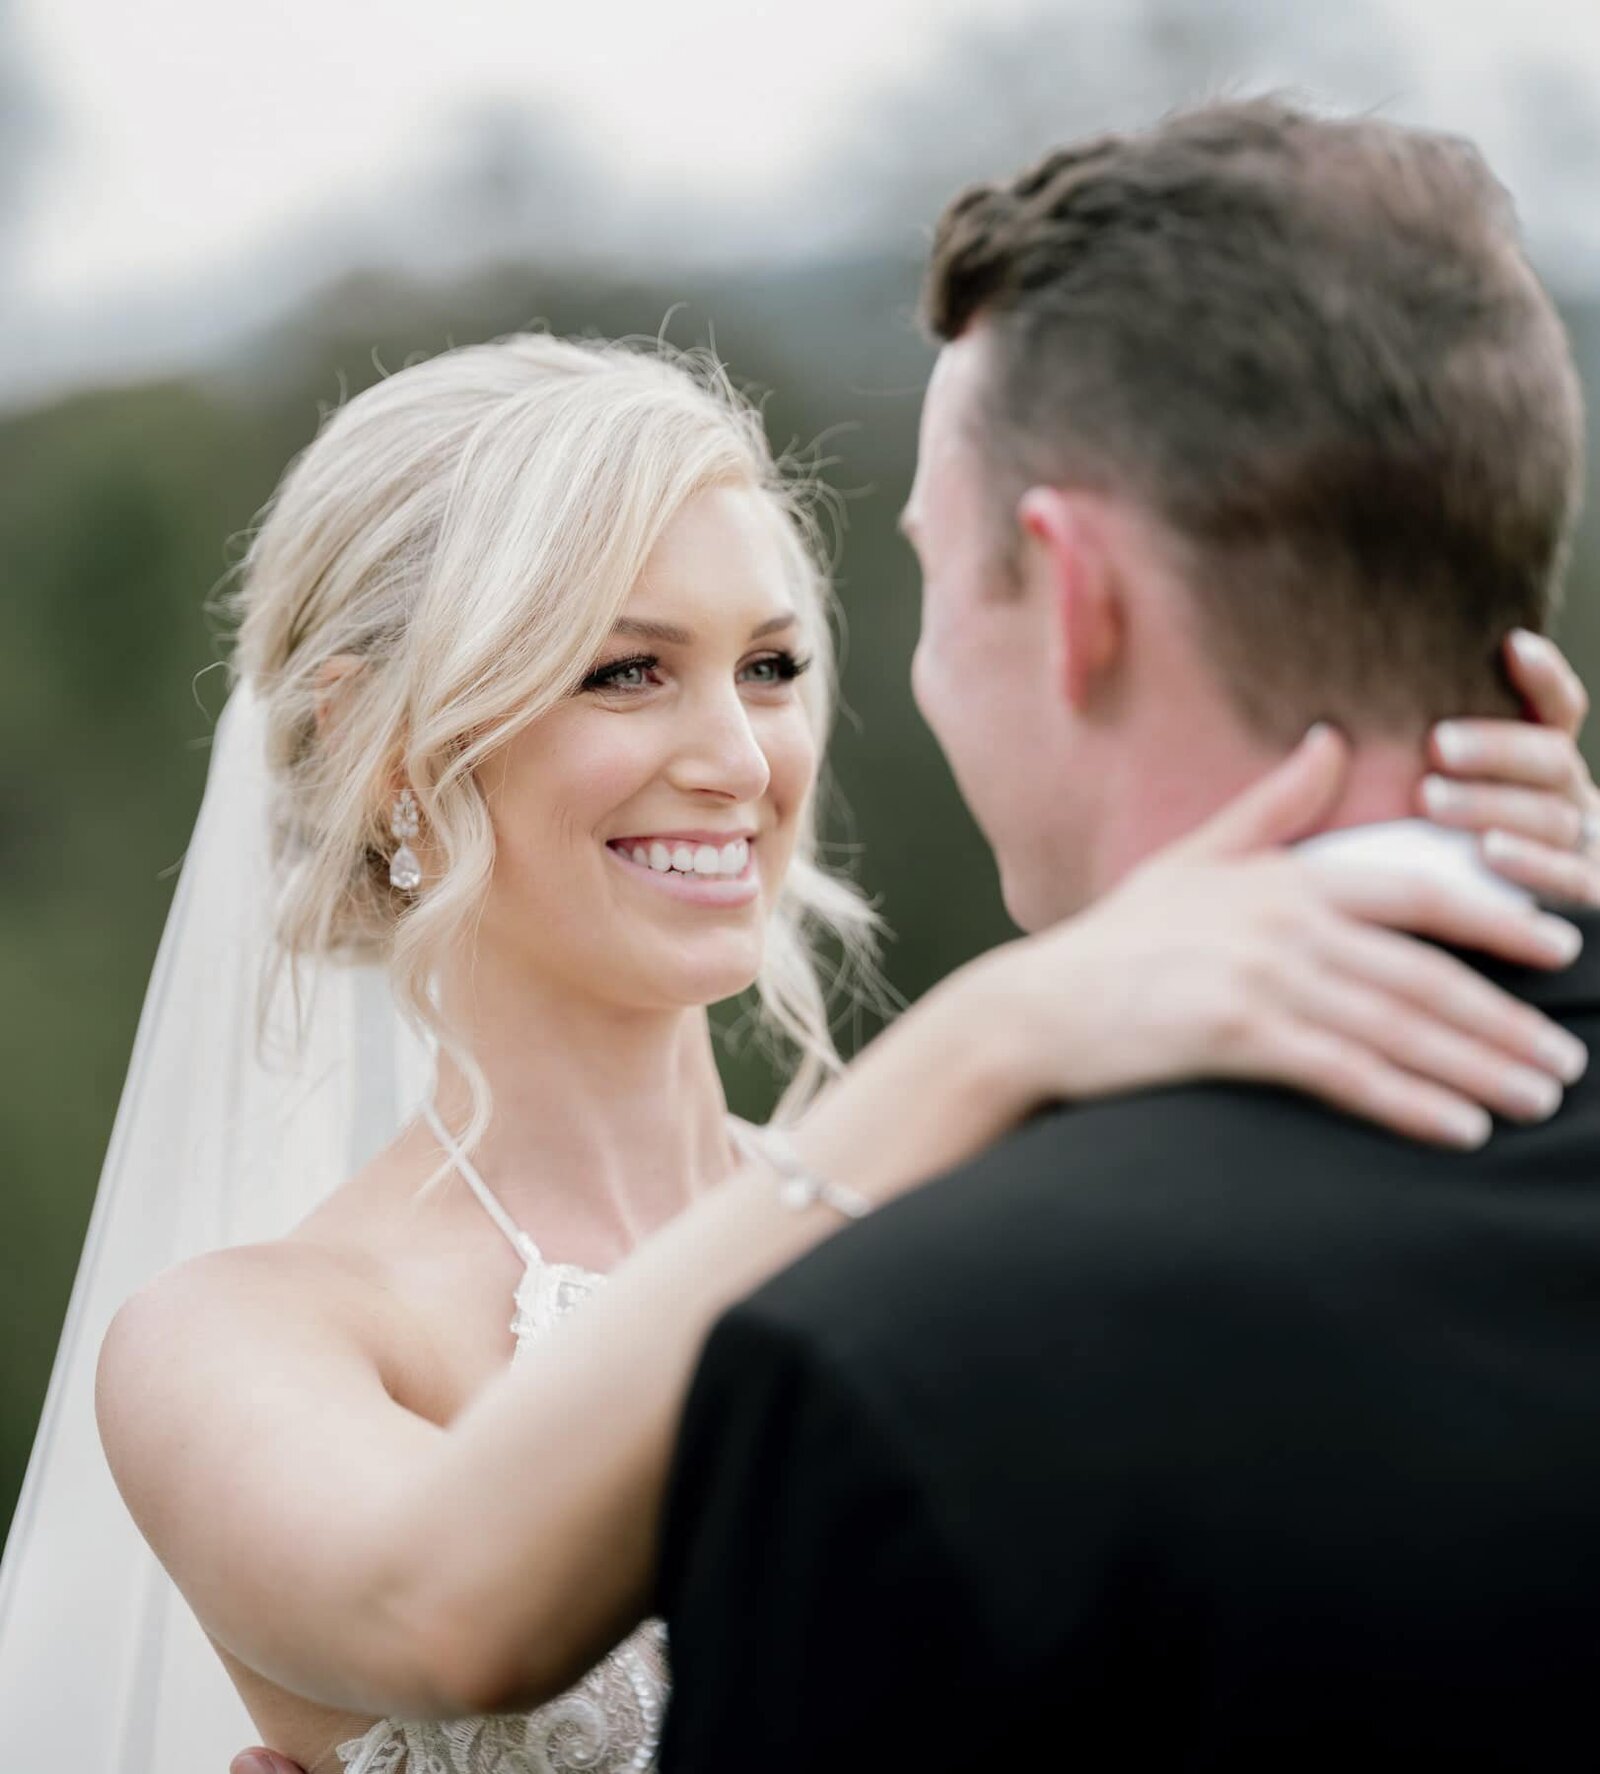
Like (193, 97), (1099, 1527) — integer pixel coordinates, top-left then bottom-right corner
(740, 1080), (1423, 1365)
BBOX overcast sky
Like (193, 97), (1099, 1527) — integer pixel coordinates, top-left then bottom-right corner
(4, 0), (1600, 404)
(10, 0), (1045, 298)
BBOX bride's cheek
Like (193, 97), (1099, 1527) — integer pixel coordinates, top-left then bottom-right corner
(768, 707), (819, 806)
(767, 729), (818, 877)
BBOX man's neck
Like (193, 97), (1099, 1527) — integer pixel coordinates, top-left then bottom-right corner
(1092, 729), (1437, 900)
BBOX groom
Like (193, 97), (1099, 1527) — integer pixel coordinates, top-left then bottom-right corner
(655, 102), (1600, 1768)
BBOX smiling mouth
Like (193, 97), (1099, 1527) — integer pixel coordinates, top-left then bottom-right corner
(603, 834), (761, 907)
(606, 836), (752, 880)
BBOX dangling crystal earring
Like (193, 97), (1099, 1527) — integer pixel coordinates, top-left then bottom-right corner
(389, 786), (423, 892)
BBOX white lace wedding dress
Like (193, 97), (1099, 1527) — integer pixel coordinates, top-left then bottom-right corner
(335, 1105), (675, 1774)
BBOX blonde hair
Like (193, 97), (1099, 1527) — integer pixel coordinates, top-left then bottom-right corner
(226, 332), (879, 1168)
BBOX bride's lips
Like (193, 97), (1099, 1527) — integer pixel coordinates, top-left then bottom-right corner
(604, 832), (761, 907)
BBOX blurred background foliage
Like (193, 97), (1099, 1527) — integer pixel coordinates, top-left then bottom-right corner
(4, 0), (1600, 1539)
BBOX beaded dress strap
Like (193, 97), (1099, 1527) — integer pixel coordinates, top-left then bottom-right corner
(422, 1099), (544, 1267)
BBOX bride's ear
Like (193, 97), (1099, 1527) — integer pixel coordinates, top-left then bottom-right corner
(312, 653), (365, 743)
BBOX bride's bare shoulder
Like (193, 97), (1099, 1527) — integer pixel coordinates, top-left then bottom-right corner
(111, 1233), (388, 1339)
(96, 1235), (400, 1439)
(99, 1128), (431, 1366)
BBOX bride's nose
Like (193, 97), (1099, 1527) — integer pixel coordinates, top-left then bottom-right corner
(667, 685), (772, 802)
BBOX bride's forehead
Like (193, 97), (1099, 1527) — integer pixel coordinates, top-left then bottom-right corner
(645, 484), (789, 571)
(622, 496), (796, 632)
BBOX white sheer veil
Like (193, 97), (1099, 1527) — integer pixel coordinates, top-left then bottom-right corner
(0, 675), (433, 1766)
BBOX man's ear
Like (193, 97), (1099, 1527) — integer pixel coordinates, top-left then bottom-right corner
(312, 653), (365, 743)
(1016, 488), (1123, 712)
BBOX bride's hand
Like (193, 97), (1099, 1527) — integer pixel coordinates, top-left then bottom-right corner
(1420, 628), (1600, 908)
(977, 724), (1589, 1152)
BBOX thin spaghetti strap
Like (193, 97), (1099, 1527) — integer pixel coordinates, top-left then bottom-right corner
(421, 1099), (545, 1267)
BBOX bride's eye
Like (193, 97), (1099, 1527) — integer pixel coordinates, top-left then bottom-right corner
(740, 650), (812, 688)
(580, 654), (660, 694)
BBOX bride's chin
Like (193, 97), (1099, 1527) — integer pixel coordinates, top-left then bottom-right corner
(596, 907), (773, 1011)
(686, 958), (765, 1009)
(654, 945), (766, 1012)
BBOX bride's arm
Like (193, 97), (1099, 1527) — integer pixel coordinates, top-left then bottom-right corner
(104, 719), (1590, 1728)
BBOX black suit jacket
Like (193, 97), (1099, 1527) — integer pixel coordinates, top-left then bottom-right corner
(657, 917), (1600, 1771)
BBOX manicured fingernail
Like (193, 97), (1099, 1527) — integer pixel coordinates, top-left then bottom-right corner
(1422, 774), (1461, 813)
(1434, 723), (1478, 769)
(1442, 1102), (1492, 1148)
(234, 1758), (277, 1774)
(1506, 1067), (1563, 1120)
(1482, 829), (1523, 865)
(1537, 916), (1583, 964)
(1510, 628), (1547, 666)
(1537, 1029), (1589, 1083)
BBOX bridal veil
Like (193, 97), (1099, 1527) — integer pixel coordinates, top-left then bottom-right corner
(0, 677), (432, 1767)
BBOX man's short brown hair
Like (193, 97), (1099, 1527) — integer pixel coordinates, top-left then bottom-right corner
(923, 98), (1586, 740)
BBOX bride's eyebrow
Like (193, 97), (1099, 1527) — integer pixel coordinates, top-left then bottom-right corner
(610, 612), (798, 645)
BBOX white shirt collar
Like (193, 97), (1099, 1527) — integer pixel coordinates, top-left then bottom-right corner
(1293, 817), (1536, 910)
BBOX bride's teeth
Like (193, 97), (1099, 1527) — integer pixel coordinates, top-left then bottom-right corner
(620, 836), (752, 878)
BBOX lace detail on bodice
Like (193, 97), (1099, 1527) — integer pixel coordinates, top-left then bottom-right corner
(335, 1258), (670, 1774)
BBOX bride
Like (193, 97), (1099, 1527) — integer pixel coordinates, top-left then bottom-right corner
(2, 333), (1595, 1774)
